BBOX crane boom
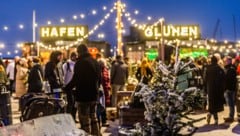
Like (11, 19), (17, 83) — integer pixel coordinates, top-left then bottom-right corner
(213, 19), (220, 39)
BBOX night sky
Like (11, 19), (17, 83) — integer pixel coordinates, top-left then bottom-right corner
(0, 0), (240, 58)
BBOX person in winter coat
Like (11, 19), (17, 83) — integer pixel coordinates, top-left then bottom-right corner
(223, 56), (237, 122)
(64, 44), (101, 136)
(110, 55), (129, 107)
(0, 59), (8, 86)
(15, 58), (29, 98)
(96, 53), (111, 127)
(0, 59), (10, 125)
(27, 57), (43, 93)
(62, 52), (78, 122)
(135, 58), (153, 84)
(44, 51), (64, 98)
(205, 55), (225, 125)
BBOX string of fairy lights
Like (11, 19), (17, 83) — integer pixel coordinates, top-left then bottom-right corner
(37, 4), (116, 50)
(121, 5), (240, 54)
(0, 1), (240, 57)
(0, 3), (117, 56)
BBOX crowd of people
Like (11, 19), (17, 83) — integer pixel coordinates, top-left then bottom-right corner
(0, 44), (130, 136)
(172, 53), (239, 125)
(0, 44), (240, 135)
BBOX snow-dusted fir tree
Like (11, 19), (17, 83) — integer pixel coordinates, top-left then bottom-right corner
(124, 46), (206, 136)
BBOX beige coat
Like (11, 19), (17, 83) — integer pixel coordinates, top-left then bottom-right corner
(15, 65), (28, 97)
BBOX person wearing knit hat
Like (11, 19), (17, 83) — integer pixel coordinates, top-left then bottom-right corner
(65, 44), (101, 135)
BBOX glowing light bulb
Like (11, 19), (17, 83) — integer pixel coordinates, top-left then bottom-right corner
(19, 24), (24, 29)
(134, 10), (139, 15)
(80, 14), (85, 19)
(60, 18), (65, 23)
(147, 16), (152, 21)
(47, 21), (52, 25)
(92, 10), (97, 15)
(3, 26), (8, 31)
(73, 15), (78, 20)
(103, 6), (107, 10)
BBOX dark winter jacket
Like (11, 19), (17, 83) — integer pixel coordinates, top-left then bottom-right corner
(110, 60), (128, 85)
(206, 63), (225, 113)
(65, 54), (101, 102)
(44, 61), (64, 91)
(28, 64), (43, 93)
(224, 64), (237, 91)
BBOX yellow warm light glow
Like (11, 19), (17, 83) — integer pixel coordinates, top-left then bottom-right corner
(40, 26), (87, 38)
(0, 44), (5, 48)
(145, 25), (199, 39)
(210, 39), (215, 43)
(193, 45), (198, 48)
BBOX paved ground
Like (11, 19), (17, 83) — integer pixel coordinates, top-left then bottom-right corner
(10, 96), (240, 136)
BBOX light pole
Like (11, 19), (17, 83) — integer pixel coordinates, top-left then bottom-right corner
(116, 0), (123, 56)
(159, 18), (165, 62)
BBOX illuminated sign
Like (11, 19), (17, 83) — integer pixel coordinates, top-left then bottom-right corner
(180, 48), (208, 58)
(144, 25), (200, 40)
(40, 25), (88, 42)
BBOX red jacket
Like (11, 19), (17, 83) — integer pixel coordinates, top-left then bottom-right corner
(99, 61), (111, 106)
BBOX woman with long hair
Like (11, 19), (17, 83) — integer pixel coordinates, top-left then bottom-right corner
(135, 58), (153, 84)
(15, 58), (29, 98)
(44, 51), (64, 98)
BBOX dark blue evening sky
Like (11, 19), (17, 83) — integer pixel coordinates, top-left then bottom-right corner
(0, 0), (240, 58)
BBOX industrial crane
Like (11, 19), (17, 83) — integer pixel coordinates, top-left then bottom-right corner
(212, 19), (220, 39)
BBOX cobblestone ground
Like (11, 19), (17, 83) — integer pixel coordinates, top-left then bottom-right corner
(11, 97), (240, 136)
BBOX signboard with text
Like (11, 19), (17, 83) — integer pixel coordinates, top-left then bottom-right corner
(144, 25), (200, 40)
(39, 25), (88, 43)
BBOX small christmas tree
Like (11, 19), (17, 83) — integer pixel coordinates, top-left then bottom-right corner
(122, 46), (206, 136)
